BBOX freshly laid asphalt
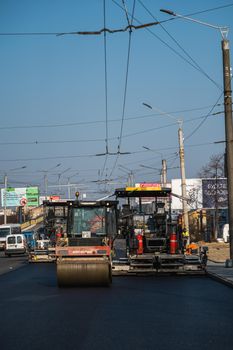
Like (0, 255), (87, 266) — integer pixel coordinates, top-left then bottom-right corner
(0, 255), (233, 350)
(207, 260), (233, 288)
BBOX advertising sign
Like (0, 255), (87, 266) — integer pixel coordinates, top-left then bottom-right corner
(126, 183), (162, 192)
(1, 187), (39, 207)
(171, 179), (202, 210)
(202, 178), (228, 209)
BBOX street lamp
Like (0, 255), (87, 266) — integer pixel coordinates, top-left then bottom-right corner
(143, 102), (190, 240)
(66, 172), (79, 199)
(139, 164), (163, 183)
(3, 165), (27, 224)
(52, 167), (71, 192)
(39, 163), (61, 199)
(118, 165), (135, 187)
(142, 146), (167, 186)
(160, 9), (233, 261)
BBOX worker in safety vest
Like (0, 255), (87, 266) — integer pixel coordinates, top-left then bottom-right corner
(182, 227), (189, 252)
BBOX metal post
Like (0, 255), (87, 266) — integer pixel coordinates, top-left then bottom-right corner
(162, 159), (167, 186)
(222, 38), (233, 260)
(68, 178), (71, 199)
(4, 175), (7, 224)
(44, 174), (48, 200)
(178, 125), (189, 243)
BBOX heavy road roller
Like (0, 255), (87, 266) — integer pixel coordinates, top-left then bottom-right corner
(55, 198), (118, 287)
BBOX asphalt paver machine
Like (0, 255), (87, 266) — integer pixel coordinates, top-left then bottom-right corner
(113, 184), (207, 274)
(55, 199), (118, 286)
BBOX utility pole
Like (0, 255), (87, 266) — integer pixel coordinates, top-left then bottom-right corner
(178, 124), (189, 243)
(222, 37), (233, 260)
(160, 8), (233, 261)
(161, 159), (167, 186)
(142, 103), (189, 241)
(44, 174), (48, 200)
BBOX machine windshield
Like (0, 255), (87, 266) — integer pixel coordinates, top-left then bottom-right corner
(72, 207), (106, 236)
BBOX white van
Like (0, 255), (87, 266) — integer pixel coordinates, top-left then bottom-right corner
(223, 224), (229, 243)
(0, 224), (21, 249)
(5, 234), (27, 256)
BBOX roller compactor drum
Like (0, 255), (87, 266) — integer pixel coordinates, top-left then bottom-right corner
(56, 244), (112, 286)
(55, 200), (117, 287)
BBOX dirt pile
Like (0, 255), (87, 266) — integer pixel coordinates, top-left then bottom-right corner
(199, 241), (230, 263)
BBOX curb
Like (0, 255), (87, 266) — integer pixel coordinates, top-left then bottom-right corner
(206, 270), (233, 289)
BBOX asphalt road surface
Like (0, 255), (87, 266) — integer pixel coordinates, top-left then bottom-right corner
(0, 251), (28, 275)
(0, 260), (233, 350)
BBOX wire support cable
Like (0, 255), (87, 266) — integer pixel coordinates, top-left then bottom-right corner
(111, 0), (227, 85)
(185, 76), (233, 140)
(0, 104), (226, 131)
(137, 0), (221, 90)
(110, 0), (136, 177)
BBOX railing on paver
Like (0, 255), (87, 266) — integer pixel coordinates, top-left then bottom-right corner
(21, 216), (43, 230)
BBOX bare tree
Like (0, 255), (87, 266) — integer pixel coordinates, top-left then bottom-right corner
(198, 153), (224, 179)
(198, 153), (225, 240)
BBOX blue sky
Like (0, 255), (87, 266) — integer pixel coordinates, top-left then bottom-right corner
(0, 0), (232, 198)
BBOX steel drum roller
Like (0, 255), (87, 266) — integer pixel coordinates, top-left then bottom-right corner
(57, 259), (112, 286)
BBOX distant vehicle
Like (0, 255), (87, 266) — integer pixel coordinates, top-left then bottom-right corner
(5, 234), (27, 257)
(23, 231), (36, 250)
(0, 224), (21, 250)
(223, 224), (229, 243)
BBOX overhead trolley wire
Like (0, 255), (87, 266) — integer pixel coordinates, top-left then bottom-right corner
(111, 0), (229, 87)
(137, 0), (222, 90)
(0, 104), (226, 131)
(100, 0), (109, 178)
(185, 75), (233, 140)
(0, 110), (224, 146)
(2, 2), (232, 36)
(110, 0), (136, 177)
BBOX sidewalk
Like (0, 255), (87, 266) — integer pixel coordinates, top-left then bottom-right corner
(207, 261), (233, 288)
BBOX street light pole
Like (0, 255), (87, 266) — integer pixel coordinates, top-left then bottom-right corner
(160, 8), (233, 260)
(143, 103), (190, 241)
(142, 146), (167, 186)
(178, 122), (189, 239)
(222, 38), (233, 260)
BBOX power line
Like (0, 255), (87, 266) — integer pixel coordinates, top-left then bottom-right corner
(100, 0), (109, 178)
(185, 3), (233, 17)
(137, 0), (221, 90)
(111, 0), (230, 84)
(0, 103), (227, 131)
(185, 77), (233, 140)
(0, 22), (160, 37)
(109, 0), (136, 176)
(0, 140), (222, 163)
(0, 110), (224, 146)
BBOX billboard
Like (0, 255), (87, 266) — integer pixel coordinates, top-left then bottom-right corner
(1, 187), (39, 207)
(171, 178), (228, 210)
(202, 178), (228, 209)
(171, 179), (202, 210)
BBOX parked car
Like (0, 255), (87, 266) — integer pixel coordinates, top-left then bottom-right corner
(5, 234), (27, 257)
(0, 224), (21, 250)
